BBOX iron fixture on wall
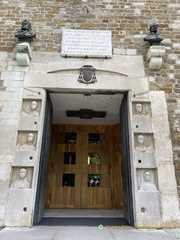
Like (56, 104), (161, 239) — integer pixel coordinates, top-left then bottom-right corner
(66, 109), (106, 119)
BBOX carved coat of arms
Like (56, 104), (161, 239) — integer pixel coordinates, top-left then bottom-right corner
(78, 65), (97, 84)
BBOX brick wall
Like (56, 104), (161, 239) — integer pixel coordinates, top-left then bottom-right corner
(0, 0), (180, 197)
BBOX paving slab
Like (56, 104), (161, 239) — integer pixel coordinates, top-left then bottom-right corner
(111, 228), (177, 240)
(0, 226), (178, 240)
(0, 226), (58, 240)
(53, 227), (114, 240)
(165, 228), (180, 240)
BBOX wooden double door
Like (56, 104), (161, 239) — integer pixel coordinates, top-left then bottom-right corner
(45, 124), (123, 209)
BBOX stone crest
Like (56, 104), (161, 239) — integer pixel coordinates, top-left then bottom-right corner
(78, 65), (97, 84)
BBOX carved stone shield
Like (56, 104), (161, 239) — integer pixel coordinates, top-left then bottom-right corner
(78, 65), (97, 84)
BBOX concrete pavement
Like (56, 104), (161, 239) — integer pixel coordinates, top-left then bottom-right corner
(0, 226), (179, 240)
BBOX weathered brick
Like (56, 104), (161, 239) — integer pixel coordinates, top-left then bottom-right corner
(81, 23), (96, 28)
(174, 89), (180, 93)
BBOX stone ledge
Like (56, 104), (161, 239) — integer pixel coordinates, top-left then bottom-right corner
(14, 43), (32, 66)
(113, 48), (137, 55)
(147, 46), (165, 70)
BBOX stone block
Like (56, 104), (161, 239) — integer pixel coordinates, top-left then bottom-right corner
(0, 135), (17, 155)
(135, 191), (162, 227)
(0, 62), (7, 72)
(150, 91), (174, 163)
(0, 52), (8, 62)
(131, 94), (150, 101)
(0, 164), (11, 181)
(6, 87), (23, 93)
(132, 117), (152, 133)
(28, 54), (145, 77)
(16, 53), (30, 66)
(0, 119), (19, 126)
(134, 152), (156, 168)
(0, 205), (5, 221)
(22, 87), (45, 98)
(0, 126), (17, 142)
(13, 151), (37, 166)
(1, 71), (25, 81)
(0, 181), (9, 204)
(126, 49), (137, 55)
(160, 193), (180, 227)
(13, 66), (30, 72)
(5, 190), (33, 227)
(150, 91), (168, 116)
(7, 65), (13, 71)
(113, 48), (126, 55)
(0, 112), (20, 120)
(0, 100), (22, 113)
(157, 163), (178, 193)
(154, 140), (174, 163)
(0, 92), (23, 101)
(0, 155), (13, 164)
(31, 52), (60, 63)
(7, 61), (18, 66)
(18, 116), (40, 131)
(24, 72), (148, 96)
(4, 80), (23, 88)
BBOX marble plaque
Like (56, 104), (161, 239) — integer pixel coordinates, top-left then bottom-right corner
(61, 29), (112, 58)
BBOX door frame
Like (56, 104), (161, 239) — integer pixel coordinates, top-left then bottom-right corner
(120, 93), (134, 225)
(33, 90), (134, 225)
(33, 93), (53, 225)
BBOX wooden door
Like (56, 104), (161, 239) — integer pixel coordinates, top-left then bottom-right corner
(81, 129), (111, 208)
(45, 124), (123, 209)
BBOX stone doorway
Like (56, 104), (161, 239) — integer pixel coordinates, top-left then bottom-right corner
(33, 92), (134, 226)
(5, 53), (179, 228)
